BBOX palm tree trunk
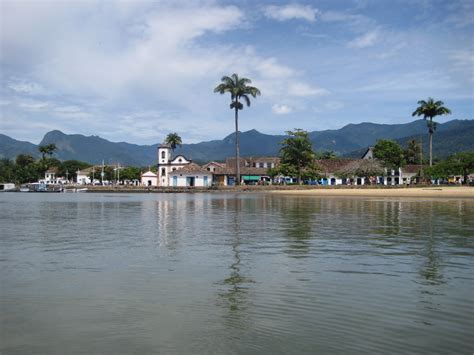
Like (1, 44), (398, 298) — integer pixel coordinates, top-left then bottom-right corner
(429, 118), (433, 167)
(235, 104), (240, 186)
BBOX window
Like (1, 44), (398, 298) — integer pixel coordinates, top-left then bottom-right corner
(161, 151), (166, 159)
(161, 168), (166, 176)
(259, 163), (264, 168)
(178, 158), (182, 162)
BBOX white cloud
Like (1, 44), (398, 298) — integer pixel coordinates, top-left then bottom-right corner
(288, 82), (329, 97)
(348, 30), (381, 48)
(18, 100), (50, 111)
(8, 80), (47, 95)
(263, 4), (319, 22)
(272, 104), (293, 114)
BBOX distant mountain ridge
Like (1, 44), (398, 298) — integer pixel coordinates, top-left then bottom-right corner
(1, 119), (473, 165)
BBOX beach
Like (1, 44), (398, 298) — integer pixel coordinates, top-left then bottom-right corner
(270, 186), (474, 198)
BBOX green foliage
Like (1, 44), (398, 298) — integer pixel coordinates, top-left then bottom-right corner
(120, 166), (141, 181)
(38, 143), (57, 160)
(280, 129), (316, 184)
(165, 133), (182, 151)
(58, 160), (91, 180)
(405, 139), (422, 164)
(16, 154), (35, 168)
(425, 152), (474, 183)
(214, 73), (261, 110)
(316, 150), (338, 160)
(373, 139), (405, 169)
(0, 159), (15, 183)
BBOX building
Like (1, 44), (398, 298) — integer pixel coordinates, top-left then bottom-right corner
(203, 161), (226, 172)
(157, 144), (192, 186)
(40, 167), (68, 184)
(168, 163), (212, 187)
(141, 170), (158, 187)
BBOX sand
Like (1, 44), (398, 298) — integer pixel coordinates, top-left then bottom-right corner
(269, 186), (474, 198)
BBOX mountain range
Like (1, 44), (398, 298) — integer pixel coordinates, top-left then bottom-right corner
(1, 119), (473, 166)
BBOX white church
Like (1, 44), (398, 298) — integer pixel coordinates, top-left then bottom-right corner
(140, 144), (211, 187)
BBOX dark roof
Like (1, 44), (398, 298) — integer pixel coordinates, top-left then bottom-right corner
(402, 164), (426, 174)
(315, 159), (358, 173)
(46, 167), (59, 174)
(159, 143), (171, 148)
(214, 166), (269, 176)
(203, 161), (226, 168)
(169, 163), (210, 175)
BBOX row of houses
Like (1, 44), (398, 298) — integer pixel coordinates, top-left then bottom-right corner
(138, 145), (426, 187)
(45, 144), (425, 187)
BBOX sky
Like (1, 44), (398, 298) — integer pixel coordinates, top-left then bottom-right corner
(0, 0), (473, 144)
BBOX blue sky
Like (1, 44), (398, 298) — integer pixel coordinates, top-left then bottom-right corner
(1, 0), (472, 144)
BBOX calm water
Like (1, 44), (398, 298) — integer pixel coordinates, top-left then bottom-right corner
(1, 193), (473, 354)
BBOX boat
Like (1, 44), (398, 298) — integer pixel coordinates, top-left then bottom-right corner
(0, 183), (16, 192)
(19, 182), (63, 192)
(64, 187), (88, 193)
(19, 184), (30, 192)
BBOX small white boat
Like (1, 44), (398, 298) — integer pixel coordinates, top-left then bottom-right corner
(64, 187), (88, 193)
(0, 183), (16, 192)
(19, 184), (30, 192)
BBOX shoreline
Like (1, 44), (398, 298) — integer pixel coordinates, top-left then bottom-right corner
(72, 185), (474, 198)
(268, 186), (474, 198)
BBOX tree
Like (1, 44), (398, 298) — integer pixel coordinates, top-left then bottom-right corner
(38, 143), (57, 160)
(280, 129), (316, 184)
(412, 98), (451, 166)
(214, 73), (261, 185)
(373, 139), (405, 170)
(405, 139), (422, 165)
(425, 152), (474, 184)
(316, 150), (337, 160)
(164, 133), (182, 152)
(15, 154), (35, 168)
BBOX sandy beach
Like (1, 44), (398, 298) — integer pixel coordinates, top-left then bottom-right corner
(269, 186), (474, 198)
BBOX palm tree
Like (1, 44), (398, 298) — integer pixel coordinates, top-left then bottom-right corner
(412, 98), (451, 166)
(38, 143), (57, 160)
(214, 73), (261, 185)
(165, 132), (182, 153)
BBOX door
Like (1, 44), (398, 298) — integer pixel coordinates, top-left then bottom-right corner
(173, 176), (178, 187)
(186, 177), (195, 187)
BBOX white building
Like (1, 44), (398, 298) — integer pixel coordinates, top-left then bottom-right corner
(169, 163), (213, 187)
(157, 144), (192, 186)
(141, 171), (158, 187)
(40, 168), (68, 184)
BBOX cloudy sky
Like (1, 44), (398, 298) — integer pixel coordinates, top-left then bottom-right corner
(1, 0), (473, 144)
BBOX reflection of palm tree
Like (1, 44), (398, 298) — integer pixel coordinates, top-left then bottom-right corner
(218, 198), (252, 320)
(419, 202), (443, 285)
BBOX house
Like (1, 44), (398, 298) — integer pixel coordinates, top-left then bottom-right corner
(361, 147), (374, 160)
(316, 159), (358, 185)
(157, 144), (192, 186)
(225, 157), (280, 169)
(213, 166), (272, 185)
(76, 166), (102, 185)
(203, 161), (226, 172)
(40, 167), (68, 184)
(141, 171), (158, 187)
(168, 163), (212, 187)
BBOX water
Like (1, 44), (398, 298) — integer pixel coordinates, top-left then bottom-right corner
(1, 193), (473, 354)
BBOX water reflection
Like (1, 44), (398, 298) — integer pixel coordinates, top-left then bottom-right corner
(1, 193), (473, 354)
(218, 198), (253, 322)
(278, 197), (315, 258)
